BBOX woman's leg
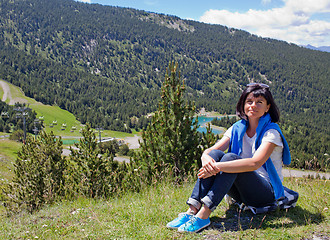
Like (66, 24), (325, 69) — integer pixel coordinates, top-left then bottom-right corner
(166, 150), (225, 230)
(177, 152), (276, 233)
(227, 171), (275, 207)
(186, 150), (225, 212)
(177, 152), (242, 232)
(195, 169), (275, 220)
(199, 153), (275, 213)
(196, 153), (241, 214)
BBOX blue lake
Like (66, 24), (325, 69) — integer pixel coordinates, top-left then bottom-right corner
(195, 116), (224, 135)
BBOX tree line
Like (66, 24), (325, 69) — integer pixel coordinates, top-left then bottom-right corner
(0, 0), (328, 168)
(0, 63), (215, 214)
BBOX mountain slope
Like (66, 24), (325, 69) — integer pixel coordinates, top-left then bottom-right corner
(0, 0), (329, 169)
(0, 0), (329, 132)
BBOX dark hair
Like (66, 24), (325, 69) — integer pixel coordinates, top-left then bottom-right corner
(236, 84), (280, 122)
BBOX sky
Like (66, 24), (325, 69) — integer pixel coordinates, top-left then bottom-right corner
(76, 0), (330, 47)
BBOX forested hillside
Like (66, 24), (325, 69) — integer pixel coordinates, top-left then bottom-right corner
(0, 0), (328, 168)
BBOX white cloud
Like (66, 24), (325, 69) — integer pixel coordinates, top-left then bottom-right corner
(284, 0), (330, 14)
(199, 0), (330, 46)
(261, 0), (272, 5)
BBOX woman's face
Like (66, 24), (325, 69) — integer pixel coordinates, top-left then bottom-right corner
(244, 93), (270, 120)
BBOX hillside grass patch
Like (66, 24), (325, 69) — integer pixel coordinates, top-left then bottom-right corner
(0, 177), (328, 239)
(0, 80), (137, 139)
(32, 104), (81, 136)
(0, 139), (22, 180)
(7, 82), (30, 103)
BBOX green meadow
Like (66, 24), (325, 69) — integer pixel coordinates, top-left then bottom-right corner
(0, 80), (137, 180)
(0, 80), (137, 139)
(0, 177), (328, 239)
(0, 139), (21, 180)
(0, 81), (329, 239)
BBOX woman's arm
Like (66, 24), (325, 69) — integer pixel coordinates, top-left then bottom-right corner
(198, 141), (276, 179)
(199, 136), (230, 176)
(201, 136), (230, 165)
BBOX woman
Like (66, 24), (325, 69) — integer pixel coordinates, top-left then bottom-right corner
(167, 83), (291, 233)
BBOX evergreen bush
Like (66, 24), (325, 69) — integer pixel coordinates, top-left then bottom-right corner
(9, 129), (25, 142)
(65, 124), (139, 198)
(133, 62), (216, 183)
(66, 124), (114, 198)
(3, 131), (66, 213)
(98, 140), (120, 155)
(1, 63), (218, 214)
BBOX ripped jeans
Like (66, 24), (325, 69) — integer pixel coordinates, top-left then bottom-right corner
(187, 150), (275, 211)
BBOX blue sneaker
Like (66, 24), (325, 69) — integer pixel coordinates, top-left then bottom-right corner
(178, 216), (211, 233)
(166, 213), (193, 229)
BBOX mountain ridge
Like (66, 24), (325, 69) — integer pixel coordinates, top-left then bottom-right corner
(0, 0), (328, 132)
(303, 44), (330, 53)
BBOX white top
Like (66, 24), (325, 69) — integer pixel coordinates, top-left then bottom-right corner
(224, 126), (284, 182)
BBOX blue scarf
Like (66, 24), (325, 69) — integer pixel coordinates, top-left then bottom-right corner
(229, 114), (291, 200)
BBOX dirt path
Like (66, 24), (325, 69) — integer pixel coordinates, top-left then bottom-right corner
(59, 135), (330, 178)
(282, 168), (329, 180)
(0, 80), (11, 103)
(0, 80), (28, 105)
(124, 135), (141, 149)
(62, 135), (140, 163)
(2, 83), (326, 179)
(111, 135), (330, 179)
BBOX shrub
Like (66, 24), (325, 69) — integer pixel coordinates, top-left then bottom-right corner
(66, 124), (131, 198)
(133, 62), (215, 183)
(3, 131), (66, 213)
(1, 63), (217, 214)
(98, 140), (119, 155)
(118, 144), (130, 156)
(9, 130), (25, 142)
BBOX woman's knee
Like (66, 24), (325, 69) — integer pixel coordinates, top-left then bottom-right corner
(221, 153), (241, 162)
(208, 150), (225, 162)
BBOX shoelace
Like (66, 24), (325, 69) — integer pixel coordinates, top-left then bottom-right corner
(183, 216), (198, 229)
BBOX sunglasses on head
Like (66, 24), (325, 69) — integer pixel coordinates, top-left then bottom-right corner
(246, 83), (270, 88)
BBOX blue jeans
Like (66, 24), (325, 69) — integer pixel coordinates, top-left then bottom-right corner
(187, 150), (275, 211)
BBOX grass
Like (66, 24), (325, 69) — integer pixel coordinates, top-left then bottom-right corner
(0, 80), (81, 136)
(0, 79), (139, 179)
(0, 177), (328, 239)
(1, 81), (329, 238)
(0, 139), (22, 180)
(0, 80), (137, 139)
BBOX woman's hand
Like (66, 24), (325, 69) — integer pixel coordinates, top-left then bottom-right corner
(201, 152), (215, 167)
(198, 136), (229, 179)
(198, 158), (220, 179)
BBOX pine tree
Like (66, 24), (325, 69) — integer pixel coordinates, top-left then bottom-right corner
(66, 123), (119, 198)
(133, 62), (204, 182)
(9, 131), (66, 213)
